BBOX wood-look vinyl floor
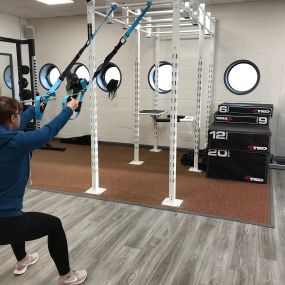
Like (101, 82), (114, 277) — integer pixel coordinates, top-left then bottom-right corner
(0, 169), (284, 285)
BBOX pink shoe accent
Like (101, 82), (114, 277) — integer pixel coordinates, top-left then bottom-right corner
(57, 270), (87, 285)
(14, 252), (39, 275)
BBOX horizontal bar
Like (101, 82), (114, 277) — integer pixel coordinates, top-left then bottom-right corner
(112, 15), (137, 19)
(140, 23), (193, 28)
(0, 36), (30, 44)
(152, 30), (199, 34)
(132, 17), (190, 24)
(95, 1), (172, 10)
(95, 10), (125, 25)
(159, 34), (211, 40)
(146, 9), (183, 15)
(21, 97), (57, 103)
(270, 163), (285, 170)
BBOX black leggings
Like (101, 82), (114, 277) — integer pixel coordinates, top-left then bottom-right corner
(0, 212), (70, 276)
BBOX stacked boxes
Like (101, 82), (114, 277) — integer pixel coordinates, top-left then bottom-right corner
(207, 103), (273, 183)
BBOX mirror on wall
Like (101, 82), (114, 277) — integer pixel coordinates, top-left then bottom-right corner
(0, 53), (15, 98)
(224, 59), (260, 95)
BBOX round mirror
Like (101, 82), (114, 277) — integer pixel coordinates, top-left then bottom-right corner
(224, 60), (260, 95)
(148, 61), (172, 94)
(39, 63), (61, 90)
(70, 63), (90, 82)
(49, 67), (61, 85)
(96, 62), (122, 92)
(4, 65), (12, 89)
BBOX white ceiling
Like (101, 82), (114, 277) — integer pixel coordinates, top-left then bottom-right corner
(0, 0), (260, 19)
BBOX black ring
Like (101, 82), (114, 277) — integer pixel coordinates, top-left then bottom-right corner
(224, 59), (260, 95)
(96, 62), (122, 93)
(71, 63), (89, 79)
(39, 63), (61, 90)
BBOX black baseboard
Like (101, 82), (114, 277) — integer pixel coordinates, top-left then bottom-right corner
(57, 135), (193, 152)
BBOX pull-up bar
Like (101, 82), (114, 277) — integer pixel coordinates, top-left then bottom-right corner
(146, 9), (182, 15)
(152, 30), (199, 34)
(94, 9), (149, 34)
(95, 1), (171, 10)
(132, 18), (190, 24)
(140, 23), (194, 28)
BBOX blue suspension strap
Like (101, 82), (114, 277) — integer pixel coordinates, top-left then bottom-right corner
(35, 4), (117, 121)
(92, 1), (152, 83)
(62, 1), (152, 119)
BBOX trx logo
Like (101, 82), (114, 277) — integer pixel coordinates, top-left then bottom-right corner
(252, 108), (270, 114)
(216, 116), (228, 121)
(248, 145), (268, 151)
(244, 176), (264, 183)
(216, 116), (233, 121)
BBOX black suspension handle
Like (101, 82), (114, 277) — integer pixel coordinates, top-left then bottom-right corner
(92, 40), (124, 81)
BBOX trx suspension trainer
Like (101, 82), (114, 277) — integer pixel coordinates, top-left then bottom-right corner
(61, 1), (152, 119)
(35, 4), (117, 121)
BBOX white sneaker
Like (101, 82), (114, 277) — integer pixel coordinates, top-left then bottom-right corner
(57, 270), (87, 285)
(13, 252), (39, 275)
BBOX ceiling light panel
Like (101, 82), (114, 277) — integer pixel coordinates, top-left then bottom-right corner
(36, 0), (74, 5)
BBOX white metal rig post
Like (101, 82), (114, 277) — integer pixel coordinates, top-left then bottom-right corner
(204, 15), (216, 148)
(130, 24), (144, 166)
(162, 0), (183, 208)
(150, 29), (162, 153)
(86, 0), (106, 195)
(122, 6), (129, 29)
(190, 3), (205, 173)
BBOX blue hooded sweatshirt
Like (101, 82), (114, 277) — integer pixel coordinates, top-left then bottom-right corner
(0, 106), (73, 217)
